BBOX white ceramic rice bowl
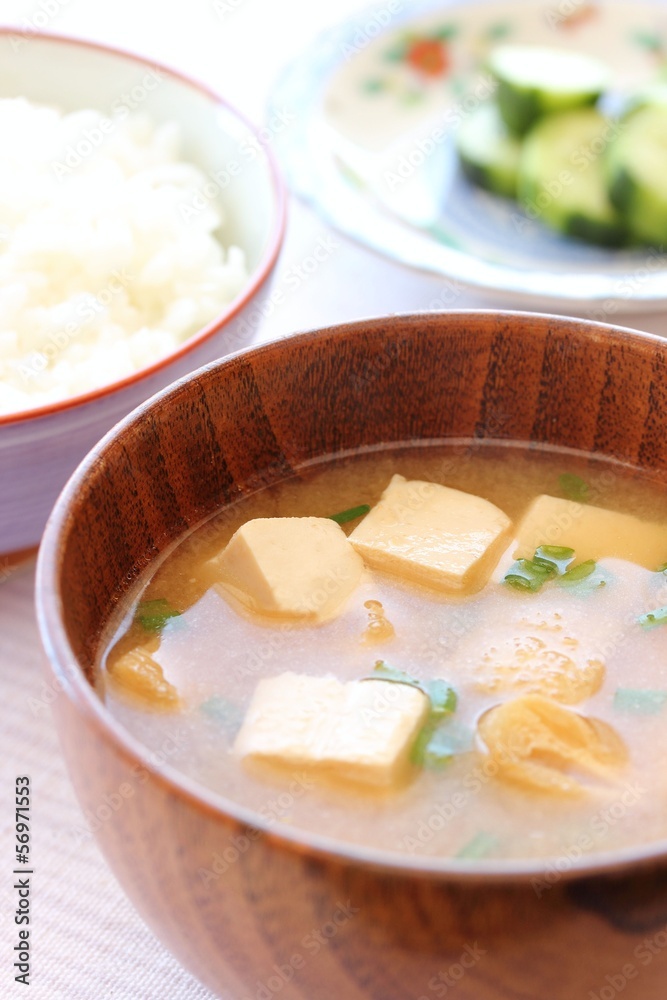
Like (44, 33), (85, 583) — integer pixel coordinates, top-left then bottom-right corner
(0, 30), (286, 554)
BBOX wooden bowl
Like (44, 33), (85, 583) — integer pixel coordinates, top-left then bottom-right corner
(37, 312), (667, 1000)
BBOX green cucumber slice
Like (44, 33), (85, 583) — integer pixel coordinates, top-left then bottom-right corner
(518, 108), (627, 246)
(456, 100), (522, 198)
(607, 104), (667, 245)
(488, 45), (610, 134)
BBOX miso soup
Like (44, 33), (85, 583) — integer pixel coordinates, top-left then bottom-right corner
(97, 441), (667, 864)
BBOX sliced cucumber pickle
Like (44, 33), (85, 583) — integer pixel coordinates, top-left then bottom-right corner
(607, 104), (667, 245)
(488, 45), (610, 135)
(518, 108), (627, 246)
(456, 100), (522, 198)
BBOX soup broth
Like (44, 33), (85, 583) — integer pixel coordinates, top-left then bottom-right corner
(98, 441), (667, 864)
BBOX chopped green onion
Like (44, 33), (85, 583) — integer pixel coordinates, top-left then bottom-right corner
(503, 557), (556, 592)
(411, 718), (473, 768)
(533, 545), (576, 575)
(200, 696), (243, 726)
(504, 546), (604, 594)
(456, 831), (499, 860)
(423, 678), (458, 716)
(656, 562), (667, 573)
(368, 662), (458, 769)
(637, 606), (667, 628)
(369, 662), (457, 713)
(135, 598), (182, 632)
(410, 724), (453, 768)
(328, 504), (371, 525)
(559, 473), (590, 503)
(558, 559), (596, 584)
(370, 661), (418, 686)
(434, 719), (474, 754)
(614, 689), (667, 714)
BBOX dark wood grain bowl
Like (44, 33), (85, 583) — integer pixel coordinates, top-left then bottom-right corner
(37, 312), (667, 1000)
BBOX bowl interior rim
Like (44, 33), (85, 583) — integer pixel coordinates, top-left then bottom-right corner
(0, 26), (287, 428)
(35, 309), (667, 883)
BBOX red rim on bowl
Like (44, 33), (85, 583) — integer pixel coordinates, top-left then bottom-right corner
(0, 27), (287, 427)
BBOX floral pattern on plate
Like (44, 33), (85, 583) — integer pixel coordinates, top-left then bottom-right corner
(270, 0), (667, 310)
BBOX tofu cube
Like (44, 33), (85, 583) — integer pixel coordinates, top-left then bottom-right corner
(514, 495), (667, 569)
(216, 517), (363, 621)
(348, 474), (512, 592)
(234, 672), (429, 787)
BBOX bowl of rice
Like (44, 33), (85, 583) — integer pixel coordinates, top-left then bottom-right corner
(0, 29), (286, 555)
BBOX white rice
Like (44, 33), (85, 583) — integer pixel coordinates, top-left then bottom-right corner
(0, 98), (248, 416)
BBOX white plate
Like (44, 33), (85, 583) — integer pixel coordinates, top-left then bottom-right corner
(270, 0), (667, 311)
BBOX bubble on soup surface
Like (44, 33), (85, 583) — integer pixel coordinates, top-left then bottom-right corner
(361, 599), (396, 645)
(477, 694), (626, 795)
